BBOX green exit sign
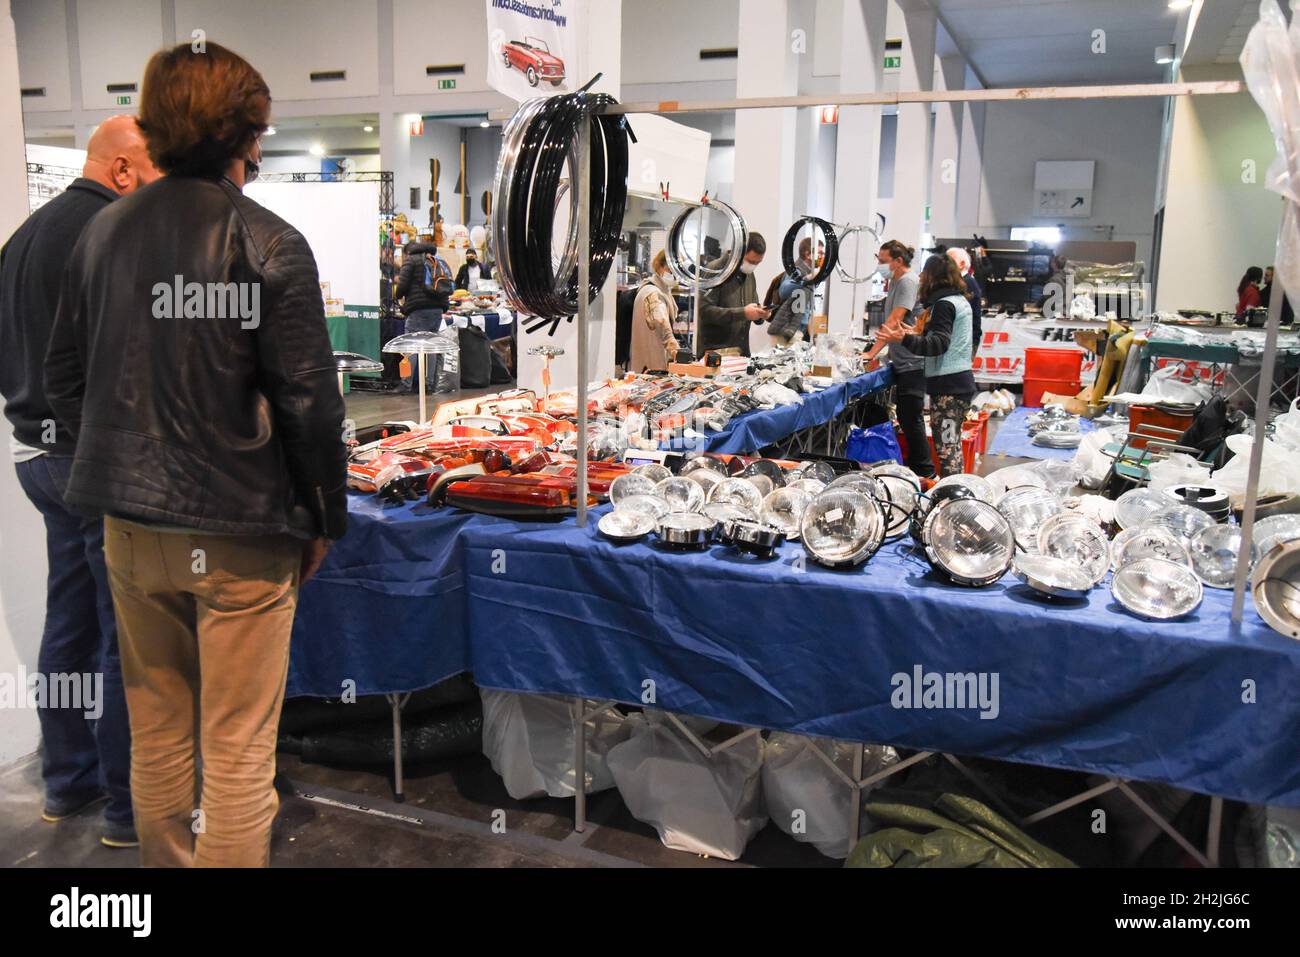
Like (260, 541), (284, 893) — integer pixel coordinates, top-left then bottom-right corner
(884, 56), (902, 69)
(437, 79), (456, 90)
(116, 94), (132, 106)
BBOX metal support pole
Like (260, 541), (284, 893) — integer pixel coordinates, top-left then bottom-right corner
(575, 115), (592, 528)
(848, 745), (863, 859)
(387, 692), (411, 802)
(849, 227), (862, 338)
(572, 697), (587, 832)
(1206, 796), (1223, 867)
(417, 353), (428, 425)
(1231, 202), (1291, 622)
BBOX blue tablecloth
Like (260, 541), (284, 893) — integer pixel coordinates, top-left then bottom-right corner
(293, 494), (1300, 807)
(688, 367), (894, 455)
(986, 405), (1097, 461)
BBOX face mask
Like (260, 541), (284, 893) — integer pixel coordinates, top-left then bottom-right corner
(739, 261), (757, 275)
(654, 271), (672, 288)
(467, 259), (478, 269)
(877, 262), (891, 277)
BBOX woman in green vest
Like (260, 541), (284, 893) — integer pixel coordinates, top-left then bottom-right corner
(875, 254), (976, 477)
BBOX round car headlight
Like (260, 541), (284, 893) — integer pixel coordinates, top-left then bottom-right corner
(910, 483), (976, 546)
(680, 455), (728, 477)
(1251, 539), (1300, 640)
(738, 459), (788, 488)
(684, 468), (724, 497)
(794, 460), (837, 485)
(874, 474), (920, 540)
(598, 509), (654, 543)
(631, 463), (672, 484)
(932, 473), (995, 504)
(1111, 524), (1192, 570)
(1114, 487), (1174, 531)
(1254, 514), (1300, 557)
(702, 501), (756, 527)
(1012, 553), (1094, 598)
(761, 487), (813, 540)
(923, 498), (1015, 587)
(616, 493), (671, 521)
(653, 512), (718, 550)
(610, 472), (660, 505)
(995, 486), (1064, 554)
(1148, 504), (1216, 548)
(800, 488), (886, 568)
(708, 477), (765, 513)
(655, 476), (705, 513)
(1111, 557), (1203, 620)
(1037, 513), (1111, 586)
(1189, 523), (1256, 590)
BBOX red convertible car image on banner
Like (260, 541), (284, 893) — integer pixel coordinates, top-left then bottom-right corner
(502, 36), (566, 87)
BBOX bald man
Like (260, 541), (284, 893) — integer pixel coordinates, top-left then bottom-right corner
(0, 115), (159, 850)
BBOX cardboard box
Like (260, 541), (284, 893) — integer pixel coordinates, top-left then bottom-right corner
(810, 314), (829, 337)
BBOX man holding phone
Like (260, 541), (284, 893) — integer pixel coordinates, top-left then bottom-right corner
(699, 231), (768, 356)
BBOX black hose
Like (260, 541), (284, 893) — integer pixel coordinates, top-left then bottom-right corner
(781, 216), (840, 286)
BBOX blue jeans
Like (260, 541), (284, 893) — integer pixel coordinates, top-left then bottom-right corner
(14, 455), (132, 826)
(402, 309), (444, 391)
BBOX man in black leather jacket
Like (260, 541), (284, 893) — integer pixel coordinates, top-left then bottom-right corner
(43, 42), (347, 868)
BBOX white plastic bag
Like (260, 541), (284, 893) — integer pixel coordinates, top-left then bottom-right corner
(1146, 452), (1213, 491)
(761, 734), (898, 859)
(1206, 433), (1300, 506)
(481, 690), (629, 800)
(606, 714), (766, 860)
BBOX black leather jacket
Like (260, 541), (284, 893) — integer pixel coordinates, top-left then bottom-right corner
(44, 175), (348, 540)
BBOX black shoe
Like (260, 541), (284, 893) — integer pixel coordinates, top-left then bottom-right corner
(101, 820), (140, 849)
(41, 791), (106, 823)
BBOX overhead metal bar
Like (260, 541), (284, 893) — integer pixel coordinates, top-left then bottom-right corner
(490, 80), (1241, 122)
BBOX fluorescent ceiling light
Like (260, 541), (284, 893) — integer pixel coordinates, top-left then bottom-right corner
(264, 125), (276, 135)
(362, 124), (374, 132)
(309, 142), (325, 156)
(479, 120), (490, 128)
(1168, 1), (1193, 10)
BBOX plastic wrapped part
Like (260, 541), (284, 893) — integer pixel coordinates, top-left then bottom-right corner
(605, 714), (766, 861)
(1240, 0), (1300, 306)
(995, 486), (1065, 555)
(1111, 525), (1193, 570)
(801, 488), (887, 568)
(761, 734), (899, 860)
(708, 476), (765, 513)
(1147, 454), (1214, 493)
(1206, 434), (1300, 508)
(924, 499), (1016, 587)
(760, 487), (813, 540)
(1251, 540), (1300, 640)
(1037, 516), (1111, 586)
(1111, 558), (1204, 621)
(1189, 524), (1257, 590)
(609, 472), (659, 506)
(655, 476), (705, 513)
(1114, 487), (1175, 531)
(617, 493), (671, 521)
(481, 691), (629, 800)
(1013, 553), (1094, 599)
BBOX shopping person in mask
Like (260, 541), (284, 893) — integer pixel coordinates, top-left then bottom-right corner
(699, 231), (769, 356)
(0, 115), (160, 850)
(454, 249), (493, 292)
(629, 250), (680, 373)
(44, 42), (347, 867)
(862, 240), (932, 477)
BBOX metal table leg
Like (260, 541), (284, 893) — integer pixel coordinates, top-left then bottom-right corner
(572, 697), (587, 832)
(386, 692), (411, 802)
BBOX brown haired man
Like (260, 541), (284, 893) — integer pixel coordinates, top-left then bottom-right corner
(45, 43), (347, 867)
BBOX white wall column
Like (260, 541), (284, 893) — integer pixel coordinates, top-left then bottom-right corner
(889, 0), (936, 253)
(0, 0), (46, 765)
(515, 0), (621, 395)
(955, 63), (985, 235)
(829, 0), (888, 335)
(732, 0), (797, 354)
(929, 53), (965, 241)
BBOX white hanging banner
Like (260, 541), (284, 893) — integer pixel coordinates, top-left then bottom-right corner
(485, 0), (590, 102)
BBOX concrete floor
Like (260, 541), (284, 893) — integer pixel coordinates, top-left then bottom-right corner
(345, 385), (496, 430)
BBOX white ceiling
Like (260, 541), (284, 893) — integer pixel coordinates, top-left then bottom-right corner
(930, 0), (1188, 87)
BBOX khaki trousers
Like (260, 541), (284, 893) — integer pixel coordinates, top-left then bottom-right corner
(103, 517), (301, 867)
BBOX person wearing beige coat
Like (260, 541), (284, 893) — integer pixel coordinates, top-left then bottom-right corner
(629, 250), (680, 373)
